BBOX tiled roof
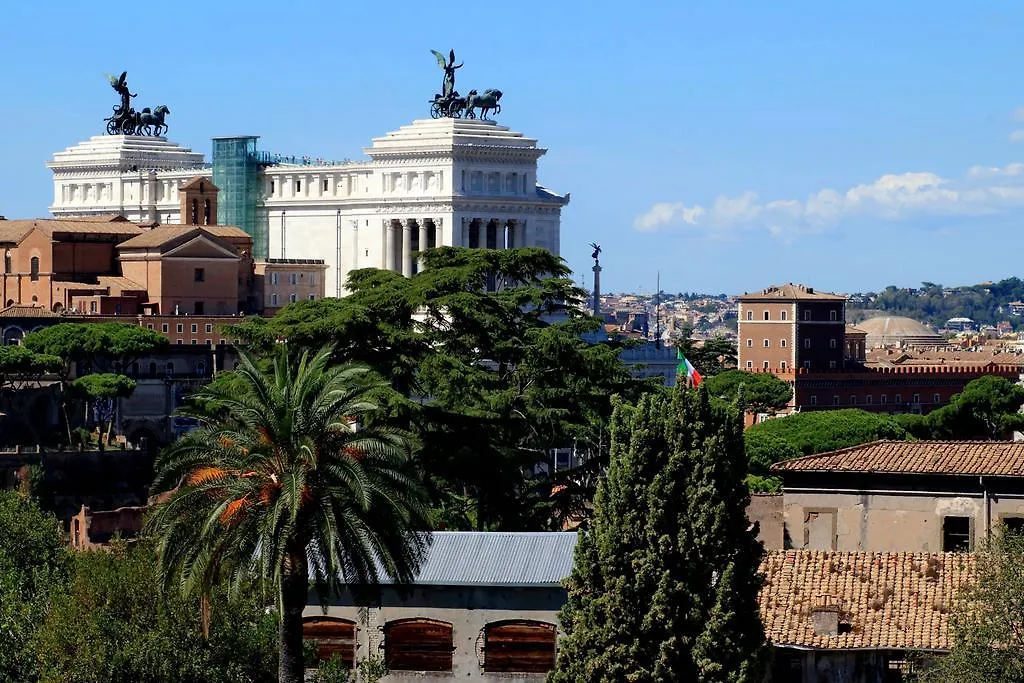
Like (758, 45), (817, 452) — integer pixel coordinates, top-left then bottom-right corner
(356, 532), (578, 587)
(771, 440), (1024, 477)
(760, 550), (974, 651)
(179, 176), (219, 191)
(95, 276), (145, 292)
(740, 284), (846, 301)
(117, 225), (250, 249)
(53, 281), (104, 292)
(0, 304), (58, 319)
(0, 218), (143, 239)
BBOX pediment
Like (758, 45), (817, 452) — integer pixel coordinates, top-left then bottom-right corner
(164, 235), (238, 259)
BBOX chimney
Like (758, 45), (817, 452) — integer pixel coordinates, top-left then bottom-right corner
(811, 602), (840, 637)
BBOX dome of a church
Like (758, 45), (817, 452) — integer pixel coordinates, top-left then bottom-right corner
(856, 315), (944, 348)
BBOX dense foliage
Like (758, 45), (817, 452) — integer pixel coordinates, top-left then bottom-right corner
(550, 388), (766, 682)
(703, 370), (792, 414)
(148, 346), (429, 683)
(853, 278), (1024, 328)
(896, 376), (1024, 440)
(35, 540), (278, 683)
(921, 529), (1024, 682)
(672, 325), (738, 378)
(226, 247), (653, 530)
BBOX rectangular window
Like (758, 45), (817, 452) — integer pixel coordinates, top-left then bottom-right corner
(270, 179), (276, 194)
(289, 293), (297, 303)
(205, 323), (213, 333)
(746, 339), (753, 347)
(803, 338), (811, 349)
(881, 394), (888, 404)
(781, 311), (787, 321)
(933, 393), (941, 405)
(296, 179), (302, 193)
(763, 339), (770, 348)
(176, 323), (184, 333)
(146, 323), (154, 330)
(746, 311), (752, 320)
(763, 361), (769, 369)
(310, 272), (317, 285)
(1002, 517), (1024, 536)
(830, 310), (838, 321)
(289, 273), (298, 285)
(191, 324), (198, 333)
(191, 339), (198, 345)
(323, 179), (329, 192)
(271, 293), (278, 306)
(780, 361), (787, 370)
(272, 273), (279, 286)
(162, 323), (169, 333)
(865, 395), (873, 405)
(763, 311), (770, 321)
(913, 393), (921, 404)
(308, 294), (316, 300)
(829, 360), (837, 369)
(810, 396), (818, 406)
(803, 361), (811, 369)
(895, 393), (902, 403)
(194, 268), (205, 282)
(176, 339), (183, 345)
(833, 395), (840, 406)
(850, 395), (857, 405)
(746, 361), (753, 369)
(803, 310), (811, 321)
(942, 516), (972, 552)
(780, 339), (787, 348)
(829, 338), (837, 349)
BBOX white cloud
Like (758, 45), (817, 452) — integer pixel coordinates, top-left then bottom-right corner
(633, 163), (1024, 235)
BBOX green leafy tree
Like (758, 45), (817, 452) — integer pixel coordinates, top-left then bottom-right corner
(920, 529), (1024, 682)
(550, 389), (766, 682)
(228, 247), (652, 530)
(34, 539), (277, 683)
(69, 373), (137, 445)
(703, 370), (792, 414)
(147, 346), (430, 683)
(23, 323), (167, 444)
(672, 326), (737, 378)
(899, 376), (1024, 440)
(0, 491), (69, 683)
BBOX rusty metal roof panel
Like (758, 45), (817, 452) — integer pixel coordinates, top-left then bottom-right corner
(387, 532), (578, 587)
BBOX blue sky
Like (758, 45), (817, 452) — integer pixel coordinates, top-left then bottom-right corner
(2, 1), (1023, 295)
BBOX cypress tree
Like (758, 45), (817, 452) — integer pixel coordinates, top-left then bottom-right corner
(549, 388), (766, 683)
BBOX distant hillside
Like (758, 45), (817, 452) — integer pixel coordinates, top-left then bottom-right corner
(849, 278), (1024, 329)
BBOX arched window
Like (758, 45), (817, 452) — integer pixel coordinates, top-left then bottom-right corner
(30, 256), (39, 281)
(190, 198), (199, 225)
(384, 618), (453, 672)
(3, 250), (10, 274)
(303, 617), (356, 668)
(482, 620), (557, 673)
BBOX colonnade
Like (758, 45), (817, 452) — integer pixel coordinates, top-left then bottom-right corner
(381, 218), (526, 276)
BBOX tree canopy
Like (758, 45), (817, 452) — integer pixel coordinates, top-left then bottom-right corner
(227, 247), (653, 530)
(703, 370), (792, 414)
(550, 389), (766, 682)
(897, 375), (1024, 440)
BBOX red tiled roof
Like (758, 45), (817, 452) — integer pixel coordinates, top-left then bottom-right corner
(771, 440), (1024, 477)
(759, 550), (974, 651)
(0, 304), (58, 319)
(739, 284), (846, 301)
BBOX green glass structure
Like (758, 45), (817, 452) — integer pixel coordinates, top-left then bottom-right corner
(212, 136), (265, 258)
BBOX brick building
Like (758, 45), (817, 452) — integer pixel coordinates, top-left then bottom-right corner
(738, 284), (1022, 414)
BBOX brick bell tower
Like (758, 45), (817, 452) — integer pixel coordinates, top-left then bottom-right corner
(179, 176), (220, 226)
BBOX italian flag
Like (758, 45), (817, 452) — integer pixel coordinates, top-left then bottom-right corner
(676, 348), (703, 387)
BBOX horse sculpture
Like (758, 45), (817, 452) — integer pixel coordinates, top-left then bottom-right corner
(465, 89), (502, 120)
(129, 105), (170, 136)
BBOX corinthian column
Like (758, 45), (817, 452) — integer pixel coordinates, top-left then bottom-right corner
(418, 220), (428, 271)
(384, 220), (396, 271)
(402, 220), (413, 277)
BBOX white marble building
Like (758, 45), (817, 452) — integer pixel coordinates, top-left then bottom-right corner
(48, 118), (568, 297)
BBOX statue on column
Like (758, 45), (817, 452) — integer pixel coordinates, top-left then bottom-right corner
(590, 242), (602, 266)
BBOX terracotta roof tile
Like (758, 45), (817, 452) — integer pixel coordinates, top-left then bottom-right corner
(0, 304), (58, 319)
(759, 550), (974, 651)
(117, 225), (250, 249)
(740, 284), (846, 301)
(772, 440), (1024, 477)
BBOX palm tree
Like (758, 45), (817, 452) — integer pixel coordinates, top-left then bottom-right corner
(147, 346), (430, 683)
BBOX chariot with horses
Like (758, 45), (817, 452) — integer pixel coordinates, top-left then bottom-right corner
(103, 71), (171, 136)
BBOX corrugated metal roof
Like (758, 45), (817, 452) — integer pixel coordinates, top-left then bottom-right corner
(376, 532), (578, 587)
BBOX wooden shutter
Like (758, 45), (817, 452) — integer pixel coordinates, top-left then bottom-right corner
(302, 617), (356, 667)
(384, 618), (454, 671)
(483, 621), (557, 673)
